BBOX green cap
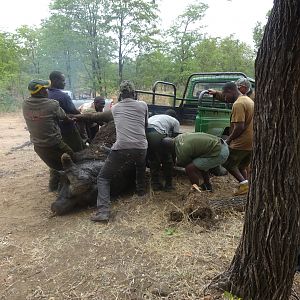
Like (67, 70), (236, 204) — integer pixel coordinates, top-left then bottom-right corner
(119, 80), (135, 94)
(28, 79), (50, 95)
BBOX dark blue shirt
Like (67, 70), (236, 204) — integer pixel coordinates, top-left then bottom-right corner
(48, 88), (78, 133)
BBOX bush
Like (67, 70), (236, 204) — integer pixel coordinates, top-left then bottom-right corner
(0, 90), (22, 112)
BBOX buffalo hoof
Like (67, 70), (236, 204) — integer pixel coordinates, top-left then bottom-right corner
(51, 199), (77, 215)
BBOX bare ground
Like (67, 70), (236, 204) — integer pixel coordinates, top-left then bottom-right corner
(0, 113), (299, 300)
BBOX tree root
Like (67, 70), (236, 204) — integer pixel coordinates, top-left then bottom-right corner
(203, 271), (232, 298)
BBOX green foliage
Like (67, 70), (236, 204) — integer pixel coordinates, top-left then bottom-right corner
(0, 32), (21, 87)
(167, 1), (208, 84)
(0, 89), (22, 112)
(252, 10), (271, 51)
(223, 291), (242, 300)
(105, 0), (160, 83)
(0, 1), (257, 103)
(191, 36), (255, 78)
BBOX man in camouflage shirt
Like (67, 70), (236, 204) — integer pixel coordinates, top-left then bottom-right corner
(23, 79), (74, 191)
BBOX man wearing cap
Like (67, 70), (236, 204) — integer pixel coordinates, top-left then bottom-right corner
(161, 133), (229, 192)
(23, 79), (74, 191)
(221, 82), (254, 195)
(48, 71), (85, 152)
(91, 80), (148, 222)
(208, 77), (255, 101)
(146, 109), (180, 191)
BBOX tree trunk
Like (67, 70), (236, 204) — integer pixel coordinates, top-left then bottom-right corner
(214, 1), (300, 299)
(118, 14), (124, 85)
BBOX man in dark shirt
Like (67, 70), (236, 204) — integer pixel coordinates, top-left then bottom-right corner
(23, 79), (74, 191)
(48, 71), (85, 152)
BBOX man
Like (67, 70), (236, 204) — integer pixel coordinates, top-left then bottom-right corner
(48, 71), (85, 152)
(162, 133), (229, 192)
(208, 77), (255, 101)
(146, 109), (180, 191)
(22, 79), (74, 191)
(91, 80), (148, 222)
(221, 82), (254, 195)
(79, 96), (106, 141)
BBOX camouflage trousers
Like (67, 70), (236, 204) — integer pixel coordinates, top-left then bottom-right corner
(34, 140), (74, 171)
(61, 126), (86, 153)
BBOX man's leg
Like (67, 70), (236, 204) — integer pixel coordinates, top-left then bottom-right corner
(223, 149), (251, 195)
(62, 127), (86, 152)
(91, 151), (120, 222)
(223, 148), (247, 182)
(185, 163), (203, 185)
(147, 131), (164, 191)
(161, 151), (174, 191)
(148, 151), (163, 190)
(133, 149), (147, 196)
(34, 141), (74, 191)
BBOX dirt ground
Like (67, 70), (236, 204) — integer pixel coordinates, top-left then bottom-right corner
(0, 113), (299, 300)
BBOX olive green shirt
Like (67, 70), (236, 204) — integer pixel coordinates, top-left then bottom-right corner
(175, 132), (221, 167)
(23, 97), (66, 147)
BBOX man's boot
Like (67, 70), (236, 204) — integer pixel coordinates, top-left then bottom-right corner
(90, 209), (110, 222)
(163, 162), (175, 191)
(151, 177), (163, 191)
(48, 169), (60, 192)
(164, 177), (175, 191)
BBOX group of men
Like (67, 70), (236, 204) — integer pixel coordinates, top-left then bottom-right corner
(23, 74), (254, 223)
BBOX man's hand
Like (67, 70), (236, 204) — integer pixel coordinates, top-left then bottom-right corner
(208, 89), (217, 95)
(70, 113), (93, 121)
(225, 138), (231, 144)
(64, 115), (75, 123)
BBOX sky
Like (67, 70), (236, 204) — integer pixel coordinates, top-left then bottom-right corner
(0, 0), (273, 47)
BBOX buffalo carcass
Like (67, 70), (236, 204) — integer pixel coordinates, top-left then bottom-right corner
(51, 111), (136, 215)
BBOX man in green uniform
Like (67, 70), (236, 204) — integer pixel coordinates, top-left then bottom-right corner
(23, 79), (74, 191)
(162, 133), (229, 191)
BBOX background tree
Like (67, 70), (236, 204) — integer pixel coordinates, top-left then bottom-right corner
(105, 0), (159, 84)
(50, 0), (115, 95)
(211, 1), (300, 299)
(0, 32), (24, 110)
(167, 1), (208, 84)
(253, 10), (271, 51)
(16, 26), (41, 76)
(191, 36), (255, 77)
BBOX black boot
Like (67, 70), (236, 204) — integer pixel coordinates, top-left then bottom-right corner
(164, 177), (175, 191)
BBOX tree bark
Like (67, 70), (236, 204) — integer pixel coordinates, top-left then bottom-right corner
(214, 1), (300, 299)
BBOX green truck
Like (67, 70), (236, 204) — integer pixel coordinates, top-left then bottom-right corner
(136, 72), (255, 136)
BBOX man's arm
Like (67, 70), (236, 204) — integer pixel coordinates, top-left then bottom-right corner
(144, 104), (148, 129)
(208, 89), (227, 102)
(171, 119), (180, 137)
(226, 102), (246, 144)
(62, 93), (80, 115)
(55, 103), (74, 123)
(226, 122), (245, 144)
(72, 110), (113, 124)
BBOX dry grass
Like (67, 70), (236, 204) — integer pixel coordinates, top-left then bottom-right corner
(1, 114), (300, 300)
(0, 157), (244, 300)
